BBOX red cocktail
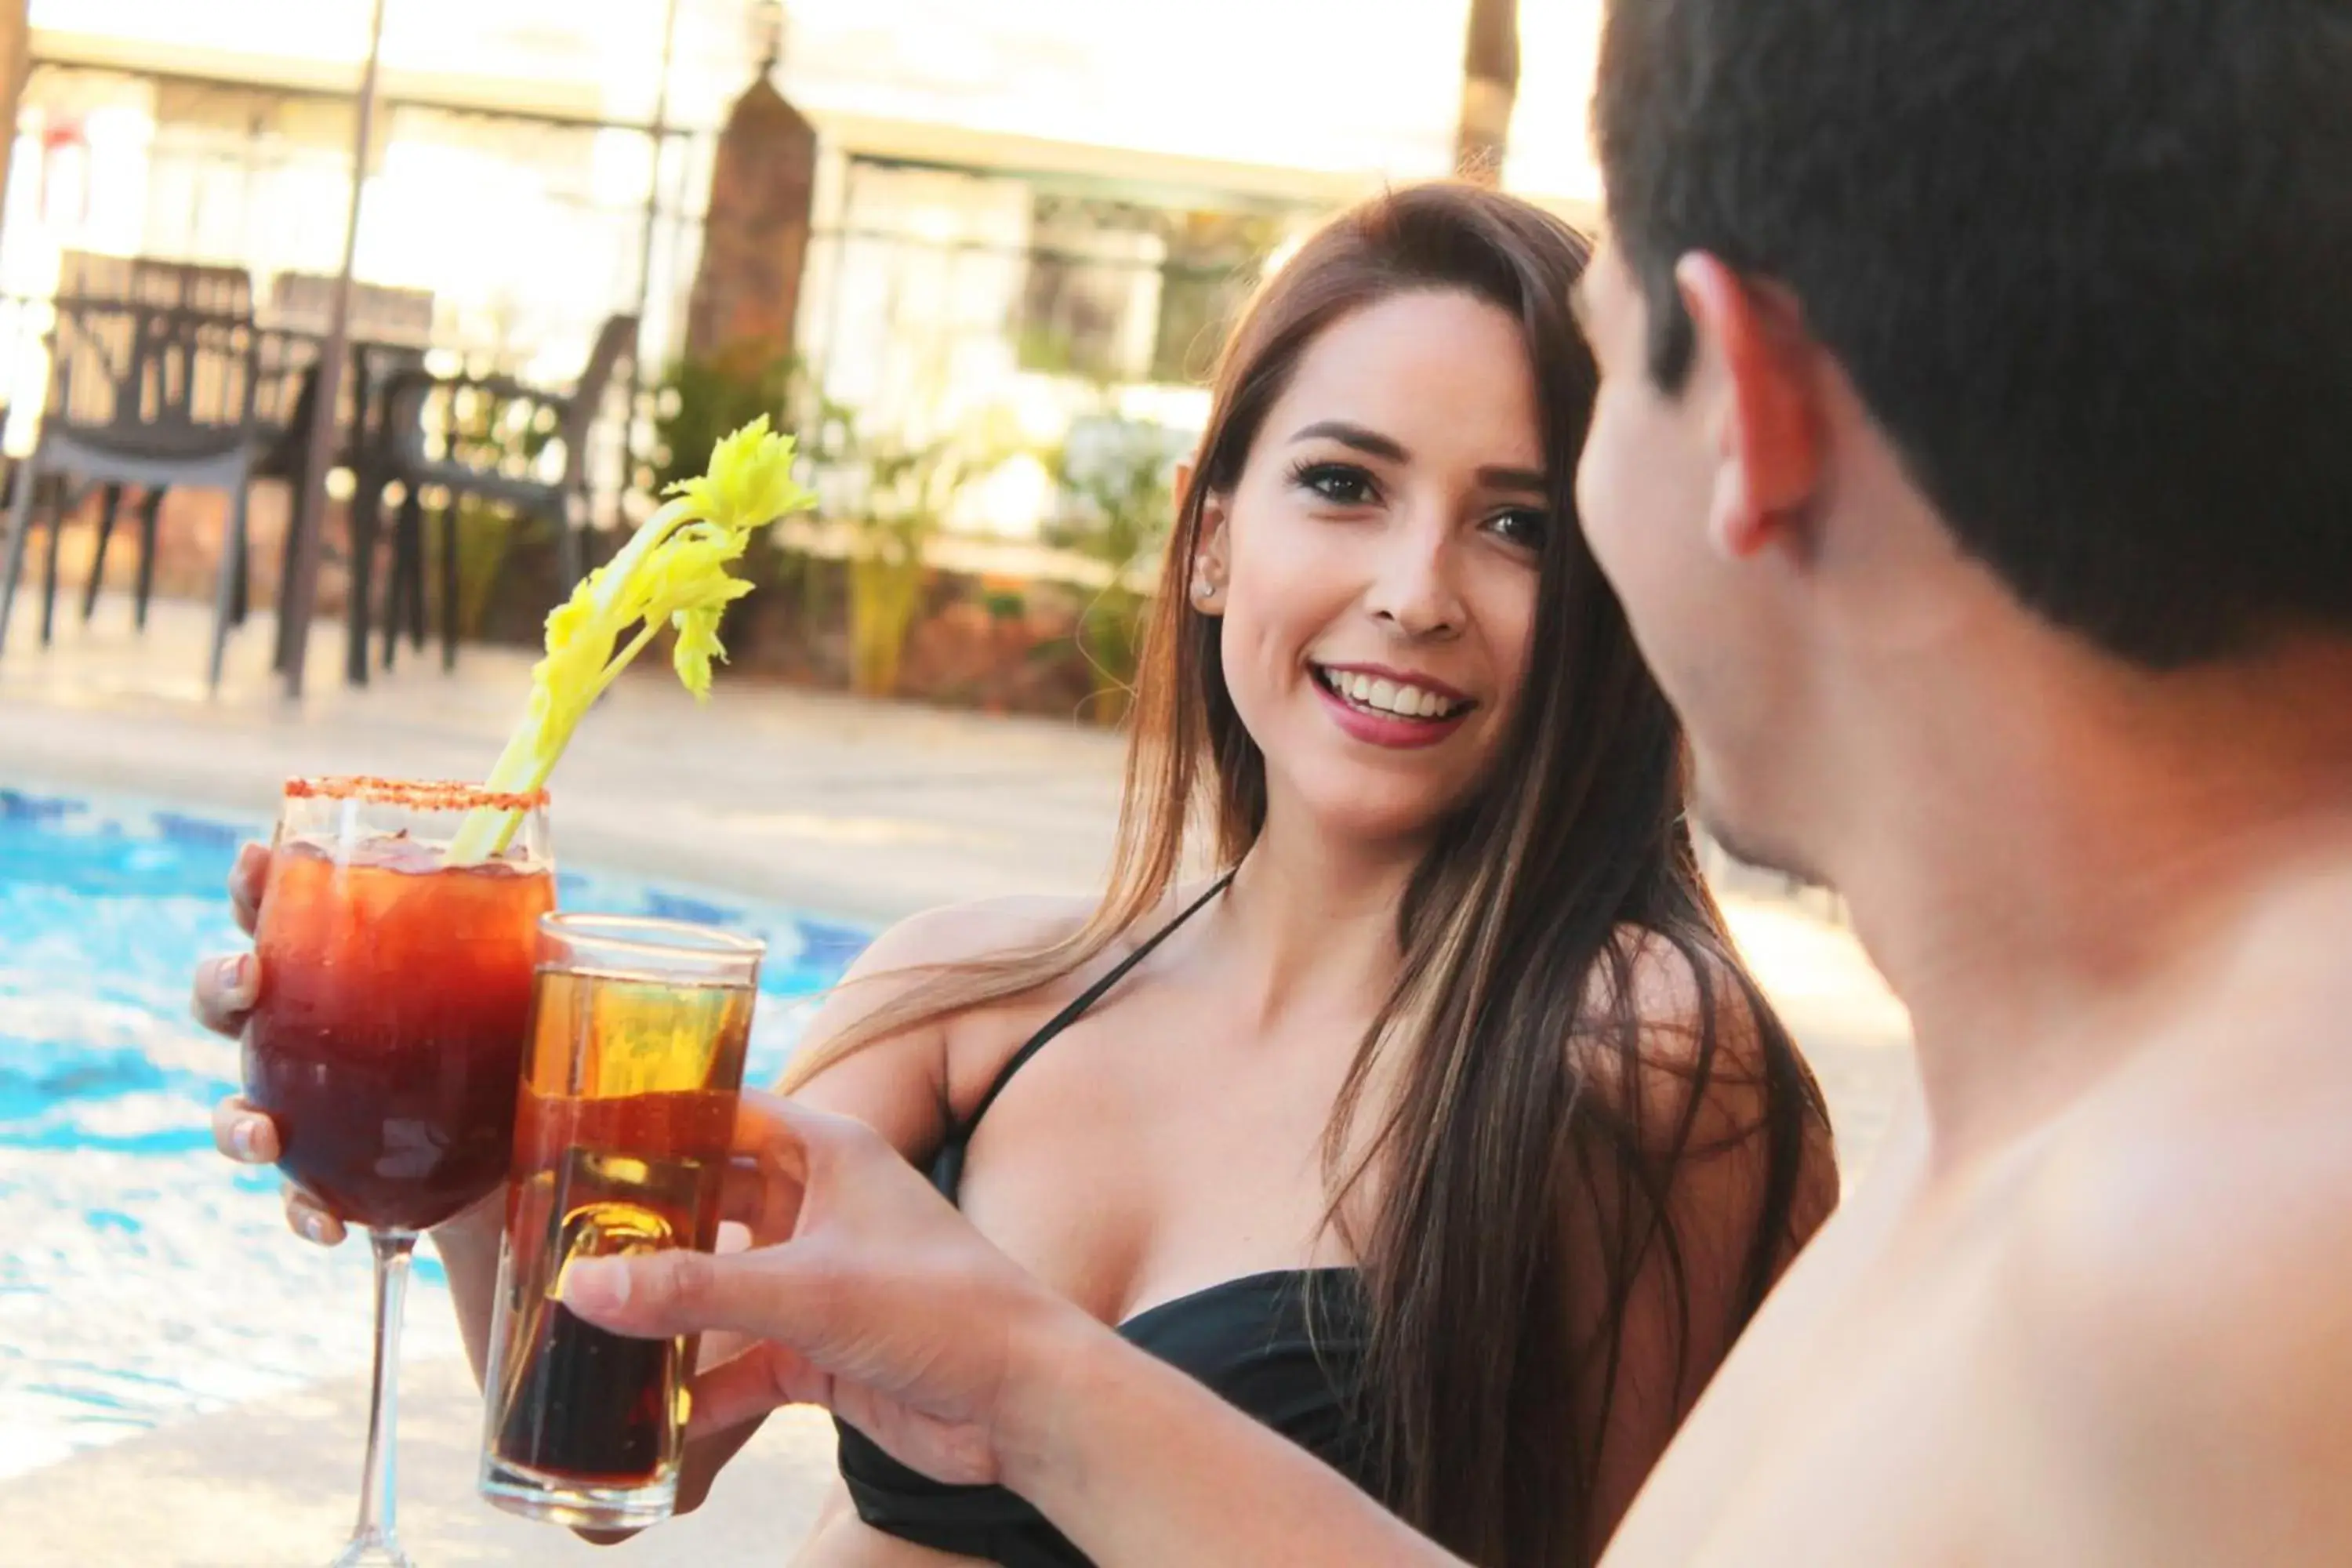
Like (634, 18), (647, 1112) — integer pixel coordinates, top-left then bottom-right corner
(244, 776), (552, 1568)
(249, 831), (552, 1230)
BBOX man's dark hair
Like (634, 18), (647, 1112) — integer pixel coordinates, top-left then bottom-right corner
(1593, 0), (2352, 666)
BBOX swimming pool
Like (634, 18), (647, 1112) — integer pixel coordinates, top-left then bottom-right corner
(0, 786), (870, 1479)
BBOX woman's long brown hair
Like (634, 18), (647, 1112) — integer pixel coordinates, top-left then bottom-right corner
(787, 182), (1826, 1566)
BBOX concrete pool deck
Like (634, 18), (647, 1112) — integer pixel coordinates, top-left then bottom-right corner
(0, 593), (1915, 1566)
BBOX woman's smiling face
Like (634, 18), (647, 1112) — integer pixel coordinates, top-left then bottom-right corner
(1194, 287), (1552, 848)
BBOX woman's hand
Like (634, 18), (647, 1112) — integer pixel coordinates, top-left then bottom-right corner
(197, 840), (507, 1396)
(194, 844), (358, 1247)
(196, 843), (500, 1254)
(561, 1092), (1090, 1490)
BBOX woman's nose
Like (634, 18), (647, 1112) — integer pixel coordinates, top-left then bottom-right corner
(1363, 511), (1466, 639)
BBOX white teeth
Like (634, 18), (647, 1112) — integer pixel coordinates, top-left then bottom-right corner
(1322, 667), (1457, 720)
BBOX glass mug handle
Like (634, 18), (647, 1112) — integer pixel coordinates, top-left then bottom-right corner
(550, 1190), (679, 1299)
(547, 1181), (695, 1443)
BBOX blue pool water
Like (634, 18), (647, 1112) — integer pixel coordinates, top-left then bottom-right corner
(0, 786), (870, 1478)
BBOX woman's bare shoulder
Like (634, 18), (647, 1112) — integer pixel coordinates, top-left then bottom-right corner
(1590, 927), (1798, 1098)
(1573, 927), (1739, 1075)
(786, 891), (1099, 1151)
(843, 891), (1098, 981)
(1581, 924), (1838, 1226)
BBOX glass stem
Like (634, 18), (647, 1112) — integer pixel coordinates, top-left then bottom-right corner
(346, 1229), (417, 1562)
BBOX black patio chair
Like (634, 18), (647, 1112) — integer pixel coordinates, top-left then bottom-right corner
(60, 252), (252, 316)
(48, 255), (260, 633)
(0, 299), (266, 687)
(361, 313), (637, 674)
(267, 272), (436, 349)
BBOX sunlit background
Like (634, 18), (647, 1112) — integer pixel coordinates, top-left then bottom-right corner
(0, 12), (1925, 1547)
(6, 0), (1602, 534)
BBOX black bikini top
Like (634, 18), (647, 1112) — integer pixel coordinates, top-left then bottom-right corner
(833, 876), (1385, 1566)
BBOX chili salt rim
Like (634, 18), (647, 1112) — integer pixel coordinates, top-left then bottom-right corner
(282, 775), (549, 813)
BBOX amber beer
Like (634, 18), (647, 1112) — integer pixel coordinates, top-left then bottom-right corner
(478, 916), (762, 1530)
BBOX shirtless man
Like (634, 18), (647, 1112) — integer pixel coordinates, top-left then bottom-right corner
(559, 2), (2352, 1563)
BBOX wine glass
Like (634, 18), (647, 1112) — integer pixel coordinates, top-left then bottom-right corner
(243, 777), (554, 1567)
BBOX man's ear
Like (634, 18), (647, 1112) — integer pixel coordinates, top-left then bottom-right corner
(1675, 252), (1825, 562)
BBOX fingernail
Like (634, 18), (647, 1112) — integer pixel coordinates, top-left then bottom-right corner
(218, 953), (254, 1004)
(296, 1210), (328, 1244)
(563, 1258), (628, 1313)
(230, 1117), (263, 1162)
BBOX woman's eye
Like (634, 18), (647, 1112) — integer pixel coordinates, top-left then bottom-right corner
(1295, 463), (1377, 506)
(1487, 508), (1551, 550)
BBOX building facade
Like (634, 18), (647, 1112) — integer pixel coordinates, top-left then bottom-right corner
(6, 0), (1603, 530)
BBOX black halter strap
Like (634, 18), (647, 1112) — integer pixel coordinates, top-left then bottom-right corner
(929, 873), (1234, 1196)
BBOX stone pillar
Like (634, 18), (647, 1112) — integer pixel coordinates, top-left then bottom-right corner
(684, 74), (818, 372)
(0, 0), (28, 228)
(1454, 0), (1520, 187)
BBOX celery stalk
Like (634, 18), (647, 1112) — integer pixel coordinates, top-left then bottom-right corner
(449, 416), (816, 862)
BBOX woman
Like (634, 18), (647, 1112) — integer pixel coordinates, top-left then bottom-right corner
(203, 182), (1836, 1566)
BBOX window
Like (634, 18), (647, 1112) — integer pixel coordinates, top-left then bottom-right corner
(1019, 192), (1309, 387)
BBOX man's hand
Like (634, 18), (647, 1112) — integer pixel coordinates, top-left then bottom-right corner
(564, 1094), (1454, 1568)
(561, 1091), (1081, 1488)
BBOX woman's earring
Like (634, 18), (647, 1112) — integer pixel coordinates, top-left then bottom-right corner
(1194, 580), (1220, 609)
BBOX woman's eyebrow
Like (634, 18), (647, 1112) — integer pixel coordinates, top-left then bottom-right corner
(1479, 465), (1549, 493)
(1287, 420), (1409, 462)
(1291, 420), (1546, 494)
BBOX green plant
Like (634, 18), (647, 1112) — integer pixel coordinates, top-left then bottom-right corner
(646, 348), (856, 659)
(650, 348), (805, 494)
(448, 502), (523, 637)
(417, 379), (559, 641)
(1052, 420), (1179, 723)
(845, 434), (971, 696)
